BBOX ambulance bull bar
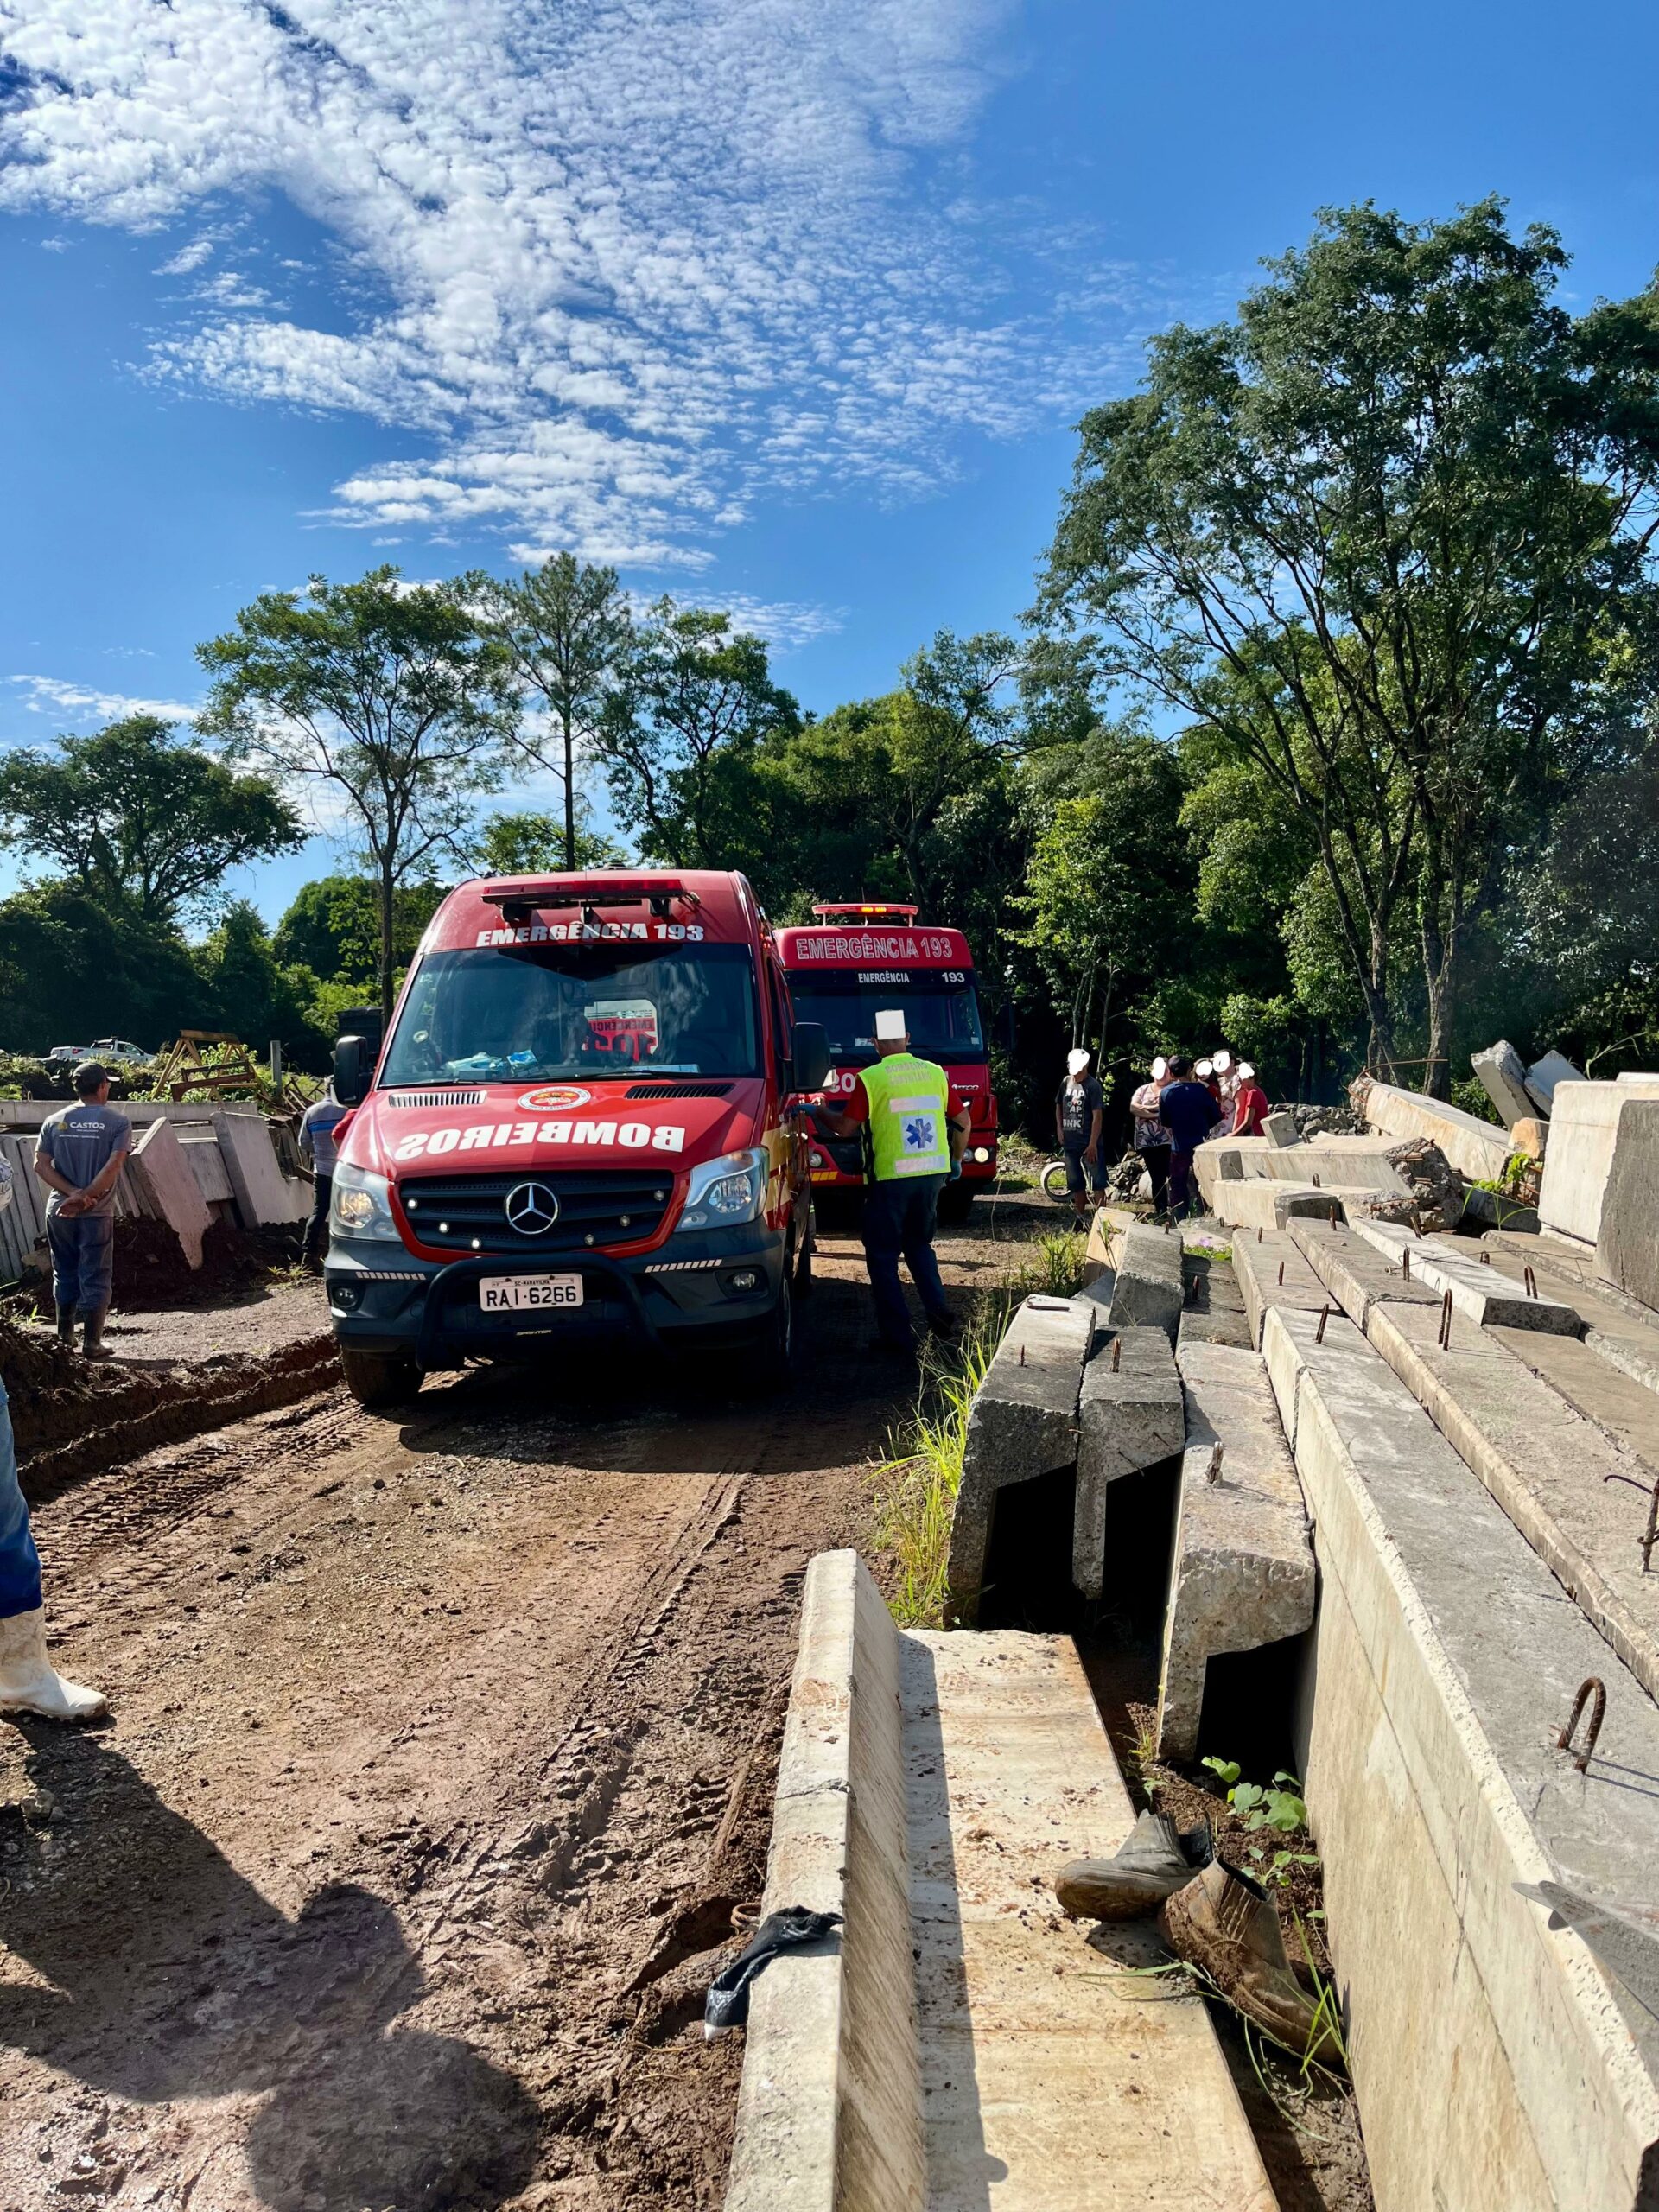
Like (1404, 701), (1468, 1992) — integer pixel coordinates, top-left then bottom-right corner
(416, 1252), (662, 1370)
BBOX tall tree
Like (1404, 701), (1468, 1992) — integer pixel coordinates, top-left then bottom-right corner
(473, 807), (626, 875)
(600, 603), (802, 868)
(0, 714), (302, 925)
(472, 556), (634, 871)
(1039, 200), (1659, 1090)
(198, 568), (518, 1025)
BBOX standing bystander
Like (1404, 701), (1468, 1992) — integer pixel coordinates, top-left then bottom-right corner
(1129, 1056), (1174, 1220)
(32, 1062), (131, 1360)
(1230, 1063), (1271, 1139)
(1054, 1049), (1105, 1221)
(299, 1082), (346, 1271)
(1158, 1055), (1223, 1221)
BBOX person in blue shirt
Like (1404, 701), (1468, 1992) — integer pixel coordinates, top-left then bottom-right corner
(299, 1083), (347, 1270)
(1157, 1054), (1223, 1221)
(32, 1061), (132, 1358)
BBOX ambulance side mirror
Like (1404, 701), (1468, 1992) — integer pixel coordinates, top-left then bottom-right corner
(790, 1022), (830, 1096)
(334, 1034), (371, 1107)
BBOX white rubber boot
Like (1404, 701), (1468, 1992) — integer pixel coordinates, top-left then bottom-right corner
(0, 1607), (107, 1720)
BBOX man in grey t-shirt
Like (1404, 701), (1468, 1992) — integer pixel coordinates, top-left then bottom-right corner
(33, 1061), (132, 1358)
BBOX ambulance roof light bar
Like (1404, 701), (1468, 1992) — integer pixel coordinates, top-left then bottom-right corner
(480, 877), (701, 925)
(811, 902), (919, 922)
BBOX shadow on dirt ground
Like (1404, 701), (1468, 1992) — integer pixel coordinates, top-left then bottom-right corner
(1, 1727), (537, 2212)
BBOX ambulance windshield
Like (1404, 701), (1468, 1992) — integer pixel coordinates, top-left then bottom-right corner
(785, 970), (986, 1066)
(380, 942), (760, 1084)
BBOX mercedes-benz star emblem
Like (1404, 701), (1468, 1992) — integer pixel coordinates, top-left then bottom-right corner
(505, 1181), (560, 1236)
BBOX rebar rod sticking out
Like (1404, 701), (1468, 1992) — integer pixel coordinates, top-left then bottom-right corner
(1206, 1441), (1224, 1484)
(1438, 1287), (1454, 1351)
(1111, 1337), (1122, 1373)
(1316, 1303), (1331, 1344)
(1558, 1676), (1607, 1774)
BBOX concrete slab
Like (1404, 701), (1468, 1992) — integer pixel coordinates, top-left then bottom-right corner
(1072, 1325), (1184, 1598)
(1358, 1078), (1514, 1181)
(1262, 1305), (1659, 2212)
(1539, 1077), (1659, 1247)
(1178, 1255), (1253, 1351)
(213, 1109), (298, 1229)
(902, 1629), (1274, 2211)
(1473, 1039), (1535, 1128)
(1596, 1098), (1659, 1315)
(1350, 1220), (1581, 1333)
(1255, 1146), (1408, 1192)
(1154, 1341), (1314, 1761)
(1210, 1178), (1353, 1232)
(1287, 1214), (1445, 1330)
(1230, 1228), (1329, 1354)
(1524, 1048), (1587, 1116)
(177, 1128), (235, 1206)
(1483, 1230), (1659, 1399)
(1108, 1222), (1183, 1343)
(126, 1116), (214, 1269)
(1363, 1300), (1659, 1703)
(946, 1297), (1092, 1628)
(1193, 1136), (1264, 1196)
(1262, 1109), (1298, 1147)
(726, 1549), (924, 2212)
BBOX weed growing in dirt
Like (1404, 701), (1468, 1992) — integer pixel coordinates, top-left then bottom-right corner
(1006, 1226), (1089, 1302)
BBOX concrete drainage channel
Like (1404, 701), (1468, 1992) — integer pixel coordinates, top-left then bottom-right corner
(722, 1098), (1659, 2211)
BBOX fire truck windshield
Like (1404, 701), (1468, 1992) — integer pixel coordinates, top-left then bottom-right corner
(380, 942), (760, 1083)
(786, 970), (985, 1066)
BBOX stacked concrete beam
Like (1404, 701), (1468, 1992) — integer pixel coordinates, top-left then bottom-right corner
(1262, 1303), (1659, 2212)
(1107, 1222), (1183, 1343)
(726, 1548), (1276, 2212)
(725, 1549), (924, 2212)
(1594, 1097), (1659, 1316)
(1358, 1078), (1513, 1182)
(1538, 1077), (1659, 1248)
(1348, 1220), (1580, 1333)
(1230, 1227), (1330, 1349)
(1154, 1340), (1315, 1760)
(213, 1109), (308, 1228)
(1209, 1179), (1357, 1233)
(1472, 1039), (1536, 1128)
(1071, 1325), (1183, 1598)
(945, 1296), (1092, 1628)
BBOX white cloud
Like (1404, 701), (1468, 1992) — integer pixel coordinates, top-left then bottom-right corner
(5, 674), (200, 726)
(0, 0), (1138, 561)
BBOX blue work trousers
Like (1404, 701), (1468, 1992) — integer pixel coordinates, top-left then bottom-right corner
(48, 1210), (115, 1313)
(861, 1173), (950, 1348)
(0, 1376), (42, 1621)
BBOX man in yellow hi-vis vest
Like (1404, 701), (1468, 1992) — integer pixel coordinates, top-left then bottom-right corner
(816, 1008), (973, 1357)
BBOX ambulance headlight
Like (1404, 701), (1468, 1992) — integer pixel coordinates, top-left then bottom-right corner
(971, 1146), (992, 1164)
(330, 1160), (400, 1242)
(676, 1147), (768, 1231)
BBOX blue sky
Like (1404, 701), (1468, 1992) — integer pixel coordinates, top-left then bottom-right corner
(3, 0), (1658, 926)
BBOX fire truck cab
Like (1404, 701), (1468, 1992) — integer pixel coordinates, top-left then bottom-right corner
(324, 869), (827, 1408)
(776, 904), (999, 1217)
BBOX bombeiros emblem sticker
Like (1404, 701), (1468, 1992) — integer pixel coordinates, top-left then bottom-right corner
(518, 1085), (592, 1112)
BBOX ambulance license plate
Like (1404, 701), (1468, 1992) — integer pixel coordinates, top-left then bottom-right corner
(480, 1274), (584, 1312)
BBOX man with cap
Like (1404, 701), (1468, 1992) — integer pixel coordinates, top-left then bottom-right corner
(813, 1008), (972, 1358)
(0, 1153), (106, 1719)
(32, 1060), (133, 1359)
(1054, 1047), (1105, 1222)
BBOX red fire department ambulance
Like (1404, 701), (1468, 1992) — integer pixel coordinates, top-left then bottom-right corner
(776, 904), (999, 1217)
(325, 871), (828, 1408)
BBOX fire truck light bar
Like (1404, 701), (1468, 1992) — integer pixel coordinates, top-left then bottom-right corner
(810, 902), (919, 921)
(481, 877), (699, 911)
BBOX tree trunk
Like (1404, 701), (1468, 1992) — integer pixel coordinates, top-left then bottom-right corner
(562, 707), (576, 871)
(1420, 900), (1458, 1102)
(378, 860), (397, 1033)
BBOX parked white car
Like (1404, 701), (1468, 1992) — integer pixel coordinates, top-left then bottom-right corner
(90, 1038), (155, 1068)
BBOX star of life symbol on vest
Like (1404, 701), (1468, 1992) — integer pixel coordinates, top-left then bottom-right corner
(505, 1181), (561, 1235)
(903, 1114), (939, 1153)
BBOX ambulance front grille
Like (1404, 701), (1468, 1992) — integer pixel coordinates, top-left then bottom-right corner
(399, 1168), (674, 1253)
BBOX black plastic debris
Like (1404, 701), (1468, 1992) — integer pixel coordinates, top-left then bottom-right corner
(703, 1905), (843, 2037)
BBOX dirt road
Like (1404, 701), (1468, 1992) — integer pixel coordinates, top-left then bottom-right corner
(0, 1187), (1055, 2212)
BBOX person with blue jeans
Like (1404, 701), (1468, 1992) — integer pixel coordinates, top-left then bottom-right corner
(299, 1082), (346, 1269)
(33, 1059), (132, 1359)
(814, 1009), (973, 1358)
(0, 1160), (106, 1719)
(1158, 1054), (1224, 1221)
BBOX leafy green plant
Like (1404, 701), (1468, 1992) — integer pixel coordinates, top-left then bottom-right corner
(873, 1325), (996, 1629)
(1202, 1758), (1312, 1838)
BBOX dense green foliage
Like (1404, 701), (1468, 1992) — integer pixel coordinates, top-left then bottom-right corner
(3, 201), (1657, 1119)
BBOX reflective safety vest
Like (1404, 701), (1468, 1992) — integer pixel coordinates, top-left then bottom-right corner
(861, 1051), (951, 1180)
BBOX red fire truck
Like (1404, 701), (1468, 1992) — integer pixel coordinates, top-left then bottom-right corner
(776, 904), (999, 1217)
(324, 870), (827, 1408)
